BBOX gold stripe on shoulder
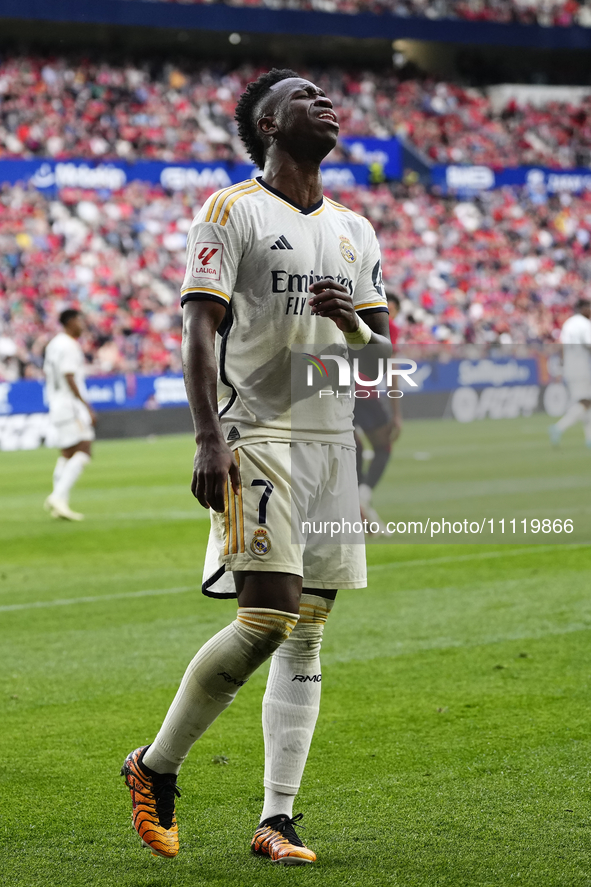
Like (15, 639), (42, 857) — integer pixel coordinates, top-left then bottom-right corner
(212, 180), (258, 224)
(325, 196), (350, 213)
(205, 185), (236, 223)
(206, 180), (254, 223)
(326, 197), (369, 222)
(219, 183), (261, 227)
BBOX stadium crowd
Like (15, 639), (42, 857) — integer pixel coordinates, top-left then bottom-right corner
(1, 177), (588, 380)
(1, 51), (590, 380)
(1, 54), (591, 168)
(125, 0), (591, 29)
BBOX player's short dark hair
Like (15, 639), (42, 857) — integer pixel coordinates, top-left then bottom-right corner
(235, 68), (300, 170)
(575, 298), (591, 312)
(59, 308), (81, 327)
(387, 292), (401, 309)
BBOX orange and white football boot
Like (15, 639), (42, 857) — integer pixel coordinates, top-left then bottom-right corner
(251, 813), (316, 865)
(121, 746), (180, 858)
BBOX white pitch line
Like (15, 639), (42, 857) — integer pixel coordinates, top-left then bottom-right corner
(0, 585), (196, 613)
(2, 545), (589, 613)
(367, 544), (590, 572)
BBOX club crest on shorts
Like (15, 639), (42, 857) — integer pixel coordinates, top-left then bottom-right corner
(339, 235), (357, 263)
(250, 528), (271, 555)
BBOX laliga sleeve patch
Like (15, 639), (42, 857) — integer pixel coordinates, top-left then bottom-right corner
(191, 241), (224, 281)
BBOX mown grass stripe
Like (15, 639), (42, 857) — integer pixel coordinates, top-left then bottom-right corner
(0, 586), (195, 612)
(4, 545), (586, 613)
(368, 544), (589, 572)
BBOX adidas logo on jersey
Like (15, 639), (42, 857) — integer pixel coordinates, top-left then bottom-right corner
(270, 235), (293, 250)
(227, 426), (240, 441)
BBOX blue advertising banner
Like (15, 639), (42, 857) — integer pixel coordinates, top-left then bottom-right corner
(4, 154), (591, 196)
(431, 164), (591, 195)
(1, 359), (539, 417)
(0, 373), (190, 416)
(339, 137), (402, 179)
(398, 357), (539, 394)
(0, 158), (370, 191)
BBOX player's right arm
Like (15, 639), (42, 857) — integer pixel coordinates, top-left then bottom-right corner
(180, 187), (245, 512)
(64, 374), (97, 425)
(182, 300), (240, 513)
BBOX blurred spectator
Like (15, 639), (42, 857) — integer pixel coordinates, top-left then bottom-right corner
(1, 177), (590, 377)
(1, 53), (591, 168)
(119, 0), (591, 28)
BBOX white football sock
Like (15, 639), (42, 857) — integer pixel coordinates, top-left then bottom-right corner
(555, 402), (586, 432)
(52, 456), (67, 493)
(358, 483), (372, 507)
(53, 451), (90, 504)
(144, 608), (299, 775)
(260, 594), (333, 821)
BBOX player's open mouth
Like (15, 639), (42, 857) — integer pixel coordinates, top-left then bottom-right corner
(317, 111), (338, 124)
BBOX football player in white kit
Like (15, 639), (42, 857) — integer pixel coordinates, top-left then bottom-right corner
(43, 309), (95, 520)
(549, 299), (591, 448)
(121, 69), (392, 865)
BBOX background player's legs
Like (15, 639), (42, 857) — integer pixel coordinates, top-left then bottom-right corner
(53, 440), (92, 504)
(143, 572), (302, 775)
(358, 423), (392, 530)
(362, 424), (392, 490)
(259, 590), (336, 822)
(46, 439), (92, 520)
(52, 456), (67, 494)
(550, 398), (591, 444)
(355, 430), (364, 481)
(583, 403), (591, 446)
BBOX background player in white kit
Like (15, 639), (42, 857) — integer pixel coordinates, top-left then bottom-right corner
(43, 309), (96, 520)
(121, 69), (391, 865)
(549, 298), (591, 448)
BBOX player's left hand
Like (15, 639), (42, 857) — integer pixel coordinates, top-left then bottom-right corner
(308, 279), (359, 334)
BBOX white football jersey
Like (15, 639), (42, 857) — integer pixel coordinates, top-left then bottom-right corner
(560, 313), (591, 346)
(560, 313), (591, 380)
(44, 332), (88, 417)
(181, 177), (387, 445)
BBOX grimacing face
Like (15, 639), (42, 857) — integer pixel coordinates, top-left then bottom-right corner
(259, 78), (340, 158)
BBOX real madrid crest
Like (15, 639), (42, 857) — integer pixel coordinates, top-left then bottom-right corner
(251, 528), (271, 555)
(339, 235), (357, 264)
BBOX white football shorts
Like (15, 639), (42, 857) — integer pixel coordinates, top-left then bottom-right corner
(566, 373), (591, 403)
(49, 399), (95, 450)
(202, 440), (366, 598)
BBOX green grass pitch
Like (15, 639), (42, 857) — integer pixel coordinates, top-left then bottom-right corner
(1, 416), (590, 886)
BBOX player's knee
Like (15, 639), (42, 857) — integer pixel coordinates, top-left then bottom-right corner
(278, 594), (334, 660)
(235, 607), (299, 660)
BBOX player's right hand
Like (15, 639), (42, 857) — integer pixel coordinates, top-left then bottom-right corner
(191, 440), (240, 512)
